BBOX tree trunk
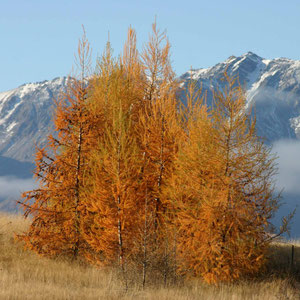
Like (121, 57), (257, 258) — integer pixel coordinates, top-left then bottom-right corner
(73, 124), (82, 259)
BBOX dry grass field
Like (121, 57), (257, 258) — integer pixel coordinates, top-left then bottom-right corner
(0, 213), (300, 299)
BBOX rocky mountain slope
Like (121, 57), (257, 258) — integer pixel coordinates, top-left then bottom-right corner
(0, 77), (68, 162)
(180, 52), (300, 142)
(1, 52), (300, 234)
(1, 52), (300, 164)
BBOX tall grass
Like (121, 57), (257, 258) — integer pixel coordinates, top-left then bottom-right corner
(0, 213), (299, 299)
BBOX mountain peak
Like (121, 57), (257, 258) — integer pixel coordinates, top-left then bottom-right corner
(1, 53), (300, 162)
(17, 76), (67, 90)
(241, 51), (263, 61)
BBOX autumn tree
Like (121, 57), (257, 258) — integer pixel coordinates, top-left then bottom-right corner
(132, 22), (182, 286)
(83, 104), (142, 286)
(17, 30), (94, 259)
(167, 78), (222, 281)
(172, 74), (281, 284)
(16, 23), (284, 288)
(81, 30), (146, 290)
(81, 24), (181, 287)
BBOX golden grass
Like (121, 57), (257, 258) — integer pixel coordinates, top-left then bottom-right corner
(0, 213), (300, 299)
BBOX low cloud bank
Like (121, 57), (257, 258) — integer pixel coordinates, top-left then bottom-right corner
(0, 141), (299, 234)
(272, 139), (300, 195)
(271, 139), (300, 237)
(0, 176), (35, 200)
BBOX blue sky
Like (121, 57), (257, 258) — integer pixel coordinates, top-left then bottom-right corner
(1, 0), (300, 91)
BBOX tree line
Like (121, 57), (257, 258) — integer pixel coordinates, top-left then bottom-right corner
(17, 24), (286, 286)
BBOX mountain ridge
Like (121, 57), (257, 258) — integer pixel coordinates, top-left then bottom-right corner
(1, 52), (300, 235)
(180, 51), (300, 141)
(0, 52), (300, 163)
(0, 77), (68, 161)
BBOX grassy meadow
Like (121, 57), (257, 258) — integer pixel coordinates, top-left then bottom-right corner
(0, 213), (299, 299)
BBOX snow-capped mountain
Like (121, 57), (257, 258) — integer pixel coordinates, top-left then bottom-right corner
(0, 77), (68, 162)
(1, 52), (300, 166)
(1, 52), (300, 235)
(180, 52), (300, 142)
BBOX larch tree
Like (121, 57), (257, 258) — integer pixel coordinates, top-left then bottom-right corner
(82, 29), (145, 289)
(167, 79), (224, 282)
(173, 74), (281, 284)
(83, 24), (182, 287)
(206, 74), (280, 283)
(16, 23), (284, 288)
(83, 105), (142, 283)
(17, 31), (94, 259)
(134, 22), (182, 285)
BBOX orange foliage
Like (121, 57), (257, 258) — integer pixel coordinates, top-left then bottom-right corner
(18, 25), (283, 287)
(17, 31), (94, 259)
(83, 63), (142, 267)
(172, 75), (279, 284)
(134, 23), (182, 285)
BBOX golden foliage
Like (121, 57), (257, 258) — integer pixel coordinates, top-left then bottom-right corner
(18, 24), (283, 287)
(17, 30), (94, 259)
(172, 75), (279, 284)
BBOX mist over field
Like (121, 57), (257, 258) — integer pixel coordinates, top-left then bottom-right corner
(272, 139), (300, 237)
(0, 176), (35, 199)
(0, 176), (35, 211)
(0, 139), (299, 234)
(0, 142), (299, 236)
(273, 139), (300, 195)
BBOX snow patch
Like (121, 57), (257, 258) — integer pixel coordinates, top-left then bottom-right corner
(225, 56), (236, 64)
(191, 68), (210, 79)
(0, 89), (15, 100)
(18, 83), (40, 98)
(0, 89), (16, 111)
(262, 59), (271, 66)
(232, 56), (247, 72)
(290, 116), (300, 139)
(6, 121), (18, 132)
(246, 60), (270, 103)
(0, 102), (22, 126)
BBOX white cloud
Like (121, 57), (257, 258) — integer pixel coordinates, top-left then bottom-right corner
(0, 176), (35, 199)
(272, 139), (300, 195)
